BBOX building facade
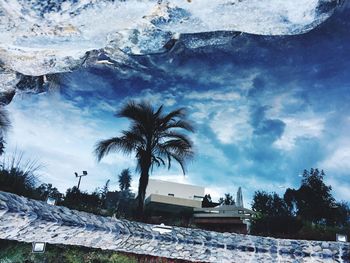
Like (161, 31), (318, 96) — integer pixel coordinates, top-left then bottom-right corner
(145, 179), (205, 213)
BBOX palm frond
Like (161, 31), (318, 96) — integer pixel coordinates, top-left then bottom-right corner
(161, 119), (194, 132)
(94, 137), (134, 161)
(162, 108), (186, 123)
(161, 131), (193, 146)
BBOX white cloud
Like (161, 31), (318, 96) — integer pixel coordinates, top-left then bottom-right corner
(273, 114), (325, 150)
(209, 106), (252, 145)
(326, 177), (350, 201)
(192, 134), (230, 167)
(319, 144), (350, 175)
(187, 90), (241, 101)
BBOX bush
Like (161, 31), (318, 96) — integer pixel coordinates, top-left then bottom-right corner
(59, 186), (103, 215)
(0, 152), (41, 199)
(251, 215), (303, 238)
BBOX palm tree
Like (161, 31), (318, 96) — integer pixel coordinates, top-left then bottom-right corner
(94, 101), (194, 215)
(0, 107), (11, 156)
(118, 168), (132, 191)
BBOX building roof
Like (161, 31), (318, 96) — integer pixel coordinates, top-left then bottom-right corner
(193, 204), (255, 219)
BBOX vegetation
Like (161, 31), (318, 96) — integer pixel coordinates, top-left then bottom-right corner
(60, 186), (104, 214)
(0, 239), (191, 263)
(118, 168), (132, 191)
(218, 193), (235, 205)
(202, 194), (218, 208)
(251, 168), (350, 240)
(0, 152), (41, 199)
(94, 101), (194, 217)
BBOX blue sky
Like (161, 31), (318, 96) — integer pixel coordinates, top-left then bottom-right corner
(6, 5), (350, 207)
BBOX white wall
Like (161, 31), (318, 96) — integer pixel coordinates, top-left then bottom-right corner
(146, 179), (205, 201)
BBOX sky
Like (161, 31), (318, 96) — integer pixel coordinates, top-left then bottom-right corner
(5, 4), (350, 207)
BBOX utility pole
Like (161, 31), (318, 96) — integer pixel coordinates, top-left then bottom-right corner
(75, 171), (88, 190)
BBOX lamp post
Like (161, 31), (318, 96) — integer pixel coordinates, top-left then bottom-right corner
(75, 171), (87, 190)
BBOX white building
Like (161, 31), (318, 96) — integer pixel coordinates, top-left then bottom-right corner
(145, 179), (205, 212)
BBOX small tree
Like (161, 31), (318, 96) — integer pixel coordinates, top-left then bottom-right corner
(101, 179), (110, 200)
(118, 169), (132, 191)
(219, 193), (235, 205)
(36, 183), (63, 202)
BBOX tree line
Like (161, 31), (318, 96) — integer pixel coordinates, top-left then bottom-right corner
(250, 168), (350, 240)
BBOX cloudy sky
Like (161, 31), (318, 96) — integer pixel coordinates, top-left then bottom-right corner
(6, 5), (350, 207)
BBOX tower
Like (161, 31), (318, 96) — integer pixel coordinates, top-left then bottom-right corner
(236, 187), (243, 208)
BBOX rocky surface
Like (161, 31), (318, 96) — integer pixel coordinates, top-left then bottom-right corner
(0, 0), (343, 104)
(0, 191), (349, 262)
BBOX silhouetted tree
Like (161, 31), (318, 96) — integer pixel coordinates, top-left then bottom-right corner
(219, 193), (235, 205)
(62, 186), (103, 214)
(202, 194), (218, 208)
(36, 183), (63, 202)
(118, 169), (132, 191)
(285, 168), (336, 225)
(251, 191), (301, 236)
(100, 179), (110, 201)
(252, 191), (290, 217)
(94, 101), (194, 217)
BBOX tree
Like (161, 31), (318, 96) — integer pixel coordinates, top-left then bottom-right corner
(252, 191), (290, 217)
(285, 168), (336, 224)
(94, 101), (194, 216)
(202, 194), (215, 208)
(100, 179), (110, 201)
(251, 191), (300, 236)
(118, 168), (132, 191)
(219, 193), (235, 205)
(0, 107), (11, 156)
(62, 186), (103, 214)
(36, 183), (63, 202)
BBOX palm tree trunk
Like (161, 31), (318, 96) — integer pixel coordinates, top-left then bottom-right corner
(137, 156), (151, 219)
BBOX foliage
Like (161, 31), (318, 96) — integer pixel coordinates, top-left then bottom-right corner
(118, 168), (132, 191)
(101, 179), (111, 201)
(252, 191), (290, 217)
(202, 194), (218, 208)
(0, 239), (137, 263)
(284, 169), (338, 225)
(94, 101), (194, 216)
(218, 193), (235, 205)
(36, 183), (63, 202)
(60, 186), (103, 214)
(0, 152), (41, 198)
(251, 168), (350, 240)
(0, 239), (192, 263)
(251, 215), (303, 237)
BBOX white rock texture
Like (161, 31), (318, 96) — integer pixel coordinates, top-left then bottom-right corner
(0, 191), (349, 262)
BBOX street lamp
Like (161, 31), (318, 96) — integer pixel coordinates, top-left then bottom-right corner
(75, 171), (88, 190)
